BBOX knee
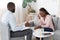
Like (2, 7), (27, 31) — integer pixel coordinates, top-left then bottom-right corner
(27, 29), (33, 34)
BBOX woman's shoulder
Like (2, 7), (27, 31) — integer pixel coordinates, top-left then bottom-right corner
(46, 15), (52, 18)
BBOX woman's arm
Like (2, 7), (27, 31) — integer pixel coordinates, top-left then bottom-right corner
(41, 15), (52, 27)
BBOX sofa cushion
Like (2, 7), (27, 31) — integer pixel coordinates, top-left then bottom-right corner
(54, 30), (60, 36)
(57, 18), (60, 30)
(52, 17), (59, 30)
(53, 30), (60, 40)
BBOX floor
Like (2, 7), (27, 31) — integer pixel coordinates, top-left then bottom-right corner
(11, 37), (25, 40)
(10, 37), (50, 40)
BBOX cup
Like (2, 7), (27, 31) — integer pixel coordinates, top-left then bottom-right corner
(41, 28), (44, 35)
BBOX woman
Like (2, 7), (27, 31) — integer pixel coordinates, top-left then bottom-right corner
(34, 8), (54, 40)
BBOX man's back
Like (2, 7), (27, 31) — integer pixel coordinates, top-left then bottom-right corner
(2, 10), (15, 24)
(1, 10), (17, 31)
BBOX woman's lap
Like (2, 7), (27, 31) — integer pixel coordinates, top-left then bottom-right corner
(44, 28), (53, 32)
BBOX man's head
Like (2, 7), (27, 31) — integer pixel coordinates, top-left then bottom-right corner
(7, 2), (15, 13)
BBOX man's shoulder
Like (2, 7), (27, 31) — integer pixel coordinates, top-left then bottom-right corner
(7, 11), (14, 17)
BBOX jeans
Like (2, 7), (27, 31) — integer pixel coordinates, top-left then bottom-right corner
(10, 29), (33, 40)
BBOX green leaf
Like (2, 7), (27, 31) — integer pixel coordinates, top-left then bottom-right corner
(22, 0), (36, 8)
(27, 0), (32, 2)
(33, 0), (36, 2)
(22, 0), (27, 8)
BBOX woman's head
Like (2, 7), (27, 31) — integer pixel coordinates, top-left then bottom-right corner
(39, 8), (50, 17)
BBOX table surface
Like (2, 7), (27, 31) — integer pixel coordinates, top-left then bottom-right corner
(32, 28), (54, 38)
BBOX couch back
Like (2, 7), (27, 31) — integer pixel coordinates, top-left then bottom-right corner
(52, 17), (60, 30)
(57, 18), (60, 30)
(0, 21), (10, 40)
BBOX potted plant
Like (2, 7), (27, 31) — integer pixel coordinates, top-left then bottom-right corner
(27, 4), (36, 15)
(22, 0), (36, 8)
(29, 9), (36, 15)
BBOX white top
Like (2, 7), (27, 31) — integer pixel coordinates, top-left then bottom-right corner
(32, 15), (54, 30)
(1, 10), (29, 31)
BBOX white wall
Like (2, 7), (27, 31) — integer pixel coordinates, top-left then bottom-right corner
(23, 0), (59, 21)
(57, 0), (60, 17)
(35, 0), (59, 15)
(0, 0), (23, 24)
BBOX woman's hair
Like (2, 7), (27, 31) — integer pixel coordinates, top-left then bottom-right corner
(39, 8), (50, 15)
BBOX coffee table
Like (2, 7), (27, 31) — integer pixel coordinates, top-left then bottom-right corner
(33, 29), (54, 40)
(20, 23), (54, 40)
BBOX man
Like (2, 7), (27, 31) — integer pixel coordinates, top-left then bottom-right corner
(1, 2), (32, 40)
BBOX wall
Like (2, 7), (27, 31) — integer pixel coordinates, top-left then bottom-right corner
(23, 0), (59, 21)
(35, 0), (59, 15)
(0, 0), (23, 24)
(57, 0), (60, 17)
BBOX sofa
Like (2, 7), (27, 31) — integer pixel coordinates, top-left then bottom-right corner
(0, 21), (25, 40)
(31, 16), (60, 40)
(44, 16), (60, 40)
(52, 17), (60, 40)
(0, 21), (9, 40)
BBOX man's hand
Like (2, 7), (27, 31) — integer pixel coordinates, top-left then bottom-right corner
(25, 21), (30, 27)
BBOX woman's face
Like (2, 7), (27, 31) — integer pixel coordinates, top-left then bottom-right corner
(39, 11), (46, 17)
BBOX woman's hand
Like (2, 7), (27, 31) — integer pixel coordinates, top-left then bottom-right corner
(25, 21), (30, 27)
(38, 14), (40, 19)
(34, 26), (39, 30)
(34, 26), (41, 30)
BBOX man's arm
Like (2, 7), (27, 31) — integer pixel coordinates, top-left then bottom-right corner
(25, 16), (37, 27)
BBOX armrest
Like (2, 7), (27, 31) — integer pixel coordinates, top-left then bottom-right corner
(0, 22), (10, 40)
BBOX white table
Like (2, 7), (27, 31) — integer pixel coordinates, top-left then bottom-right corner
(33, 29), (54, 40)
(20, 23), (54, 40)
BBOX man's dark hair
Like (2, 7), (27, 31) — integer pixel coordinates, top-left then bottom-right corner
(7, 2), (15, 7)
(39, 8), (50, 15)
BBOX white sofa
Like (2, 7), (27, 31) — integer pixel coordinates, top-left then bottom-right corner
(0, 21), (9, 40)
(44, 17), (60, 40)
(31, 16), (60, 40)
(0, 21), (25, 40)
(53, 17), (60, 40)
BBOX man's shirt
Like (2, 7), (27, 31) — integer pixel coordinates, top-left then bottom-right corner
(1, 10), (25, 31)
